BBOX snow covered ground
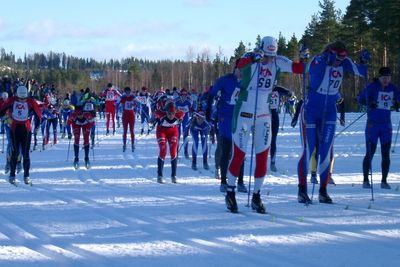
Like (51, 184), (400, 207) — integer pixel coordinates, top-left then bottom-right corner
(0, 112), (399, 267)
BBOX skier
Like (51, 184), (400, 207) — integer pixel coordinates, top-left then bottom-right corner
(101, 83), (121, 135)
(188, 111), (211, 171)
(136, 86), (152, 135)
(292, 97), (344, 185)
(42, 104), (59, 146)
(79, 88), (99, 148)
(269, 85), (293, 172)
(190, 88), (199, 112)
(225, 36), (304, 214)
(207, 61), (247, 193)
(0, 86), (41, 185)
(61, 99), (74, 139)
(297, 41), (368, 204)
(153, 100), (184, 183)
(67, 105), (95, 169)
(358, 67), (400, 189)
(120, 87), (136, 152)
(175, 88), (192, 159)
(0, 92), (14, 174)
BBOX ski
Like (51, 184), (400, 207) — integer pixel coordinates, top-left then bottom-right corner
(9, 181), (18, 187)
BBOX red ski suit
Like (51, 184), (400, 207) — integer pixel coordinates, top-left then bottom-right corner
(120, 94), (136, 145)
(101, 88), (121, 131)
(67, 111), (95, 146)
(154, 110), (184, 160)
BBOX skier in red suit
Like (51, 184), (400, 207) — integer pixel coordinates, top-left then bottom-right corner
(153, 100), (184, 184)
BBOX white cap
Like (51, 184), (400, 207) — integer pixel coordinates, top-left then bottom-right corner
(260, 36), (278, 56)
(16, 86), (28, 98)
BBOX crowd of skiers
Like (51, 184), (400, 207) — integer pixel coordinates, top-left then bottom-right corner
(0, 36), (399, 215)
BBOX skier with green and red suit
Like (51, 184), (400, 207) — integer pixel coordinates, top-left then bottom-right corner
(225, 36), (304, 214)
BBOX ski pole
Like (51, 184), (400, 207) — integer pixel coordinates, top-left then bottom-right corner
(246, 63), (261, 208)
(391, 119), (400, 153)
(334, 112), (366, 138)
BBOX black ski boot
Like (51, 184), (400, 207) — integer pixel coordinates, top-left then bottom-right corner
(24, 176), (32, 185)
(319, 187), (333, 204)
(9, 176), (17, 185)
(73, 157), (79, 169)
(84, 158), (91, 169)
(157, 157), (164, 183)
(171, 158), (177, 183)
(131, 143), (135, 152)
(251, 190), (266, 214)
(310, 172), (318, 184)
(140, 128), (144, 135)
(123, 143), (126, 152)
(191, 158), (197, 171)
(225, 186), (238, 213)
(298, 184), (311, 204)
(203, 159), (209, 170)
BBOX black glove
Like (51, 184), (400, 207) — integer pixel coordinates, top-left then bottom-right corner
(369, 101), (377, 109)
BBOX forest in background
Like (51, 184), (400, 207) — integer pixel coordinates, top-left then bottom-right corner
(0, 0), (399, 111)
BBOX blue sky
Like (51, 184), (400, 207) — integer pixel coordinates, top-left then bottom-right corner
(0, 0), (350, 61)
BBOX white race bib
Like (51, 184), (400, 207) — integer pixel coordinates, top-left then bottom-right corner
(270, 91), (280, 109)
(124, 100), (134, 110)
(136, 96), (147, 105)
(12, 101), (29, 121)
(83, 102), (94, 111)
(229, 87), (241, 105)
(106, 91), (115, 101)
(178, 106), (189, 113)
(377, 91), (393, 110)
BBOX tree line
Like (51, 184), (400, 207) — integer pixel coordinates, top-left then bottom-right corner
(0, 0), (398, 111)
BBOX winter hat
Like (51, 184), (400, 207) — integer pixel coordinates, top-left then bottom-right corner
(180, 88), (188, 95)
(379, 67), (391, 77)
(16, 86), (28, 98)
(165, 101), (176, 113)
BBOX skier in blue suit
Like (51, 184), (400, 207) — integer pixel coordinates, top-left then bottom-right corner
(175, 88), (192, 158)
(358, 66), (400, 190)
(207, 60), (247, 193)
(188, 111), (211, 171)
(297, 41), (368, 204)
